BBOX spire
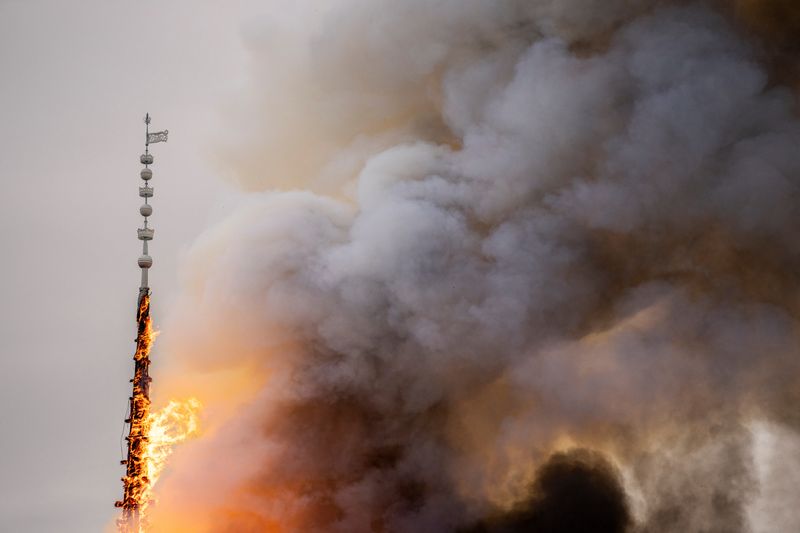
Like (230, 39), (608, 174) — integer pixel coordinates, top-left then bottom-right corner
(116, 114), (168, 532)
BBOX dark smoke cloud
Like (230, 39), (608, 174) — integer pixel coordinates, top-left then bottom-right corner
(463, 449), (630, 533)
(151, 1), (800, 531)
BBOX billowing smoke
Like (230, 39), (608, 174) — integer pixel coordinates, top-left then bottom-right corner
(150, 1), (800, 531)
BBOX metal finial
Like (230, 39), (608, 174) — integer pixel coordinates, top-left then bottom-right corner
(144, 113), (151, 125)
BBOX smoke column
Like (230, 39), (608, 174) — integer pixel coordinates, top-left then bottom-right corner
(150, 1), (800, 531)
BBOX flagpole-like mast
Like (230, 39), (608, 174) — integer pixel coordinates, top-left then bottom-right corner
(116, 114), (168, 532)
(139, 113), (154, 296)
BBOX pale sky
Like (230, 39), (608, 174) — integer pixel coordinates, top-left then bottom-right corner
(0, 2), (258, 530)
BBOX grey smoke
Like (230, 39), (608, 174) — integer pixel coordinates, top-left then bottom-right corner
(153, 2), (800, 532)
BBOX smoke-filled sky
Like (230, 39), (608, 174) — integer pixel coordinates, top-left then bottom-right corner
(3, 1), (800, 532)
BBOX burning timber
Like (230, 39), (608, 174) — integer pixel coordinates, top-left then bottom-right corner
(116, 293), (155, 530)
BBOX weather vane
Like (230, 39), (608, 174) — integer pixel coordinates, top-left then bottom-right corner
(144, 113), (168, 147)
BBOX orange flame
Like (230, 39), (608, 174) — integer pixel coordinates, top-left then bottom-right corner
(117, 293), (202, 532)
(141, 398), (203, 513)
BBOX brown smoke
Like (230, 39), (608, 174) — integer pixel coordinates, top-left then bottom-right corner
(149, 1), (800, 531)
(733, 0), (800, 47)
(728, 0), (800, 89)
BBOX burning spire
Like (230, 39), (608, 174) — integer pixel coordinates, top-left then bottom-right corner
(115, 114), (168, 532)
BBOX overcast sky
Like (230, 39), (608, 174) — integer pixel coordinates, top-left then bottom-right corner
(0, 2), (259, 530)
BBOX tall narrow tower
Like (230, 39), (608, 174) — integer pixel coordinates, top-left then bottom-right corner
(116, 114), (168, 532)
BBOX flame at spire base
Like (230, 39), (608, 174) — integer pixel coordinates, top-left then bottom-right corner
(116, 293), (202, 533)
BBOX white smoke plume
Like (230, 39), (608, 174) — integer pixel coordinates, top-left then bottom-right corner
(150, 1), (800, 531)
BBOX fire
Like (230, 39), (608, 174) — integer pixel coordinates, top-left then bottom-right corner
(135, 299), (158, 362)
(117, 292), (202, 533)
(141, 398), (203, 512)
